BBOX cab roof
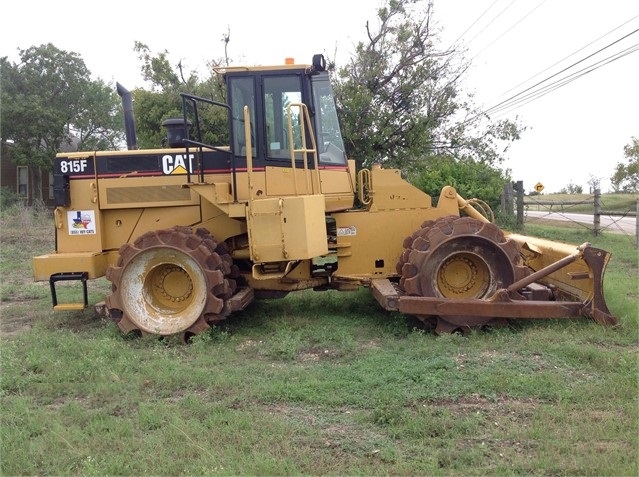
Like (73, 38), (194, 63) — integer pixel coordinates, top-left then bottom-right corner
(213, 54), (326, 75)
(214, 62), (311, 75)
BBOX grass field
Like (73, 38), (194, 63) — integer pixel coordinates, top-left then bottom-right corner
(1, 205), (637, 476)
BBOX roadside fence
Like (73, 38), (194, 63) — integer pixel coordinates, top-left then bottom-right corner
(501, 181), (638, 248)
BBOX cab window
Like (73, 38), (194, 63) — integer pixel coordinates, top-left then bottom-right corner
(229, 77), (256, 157)
(263, 76), (303, 160)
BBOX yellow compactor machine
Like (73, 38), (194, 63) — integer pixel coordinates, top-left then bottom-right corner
(33, 54), (617, 340)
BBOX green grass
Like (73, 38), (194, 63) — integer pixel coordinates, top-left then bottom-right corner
(1, 206), (638, 476)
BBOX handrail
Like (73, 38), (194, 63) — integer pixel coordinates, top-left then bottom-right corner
(179, 93), (237, 201)
(286, 103), (321, 196)
(244, 106), (254, 207)
(357, 168), (372, 205)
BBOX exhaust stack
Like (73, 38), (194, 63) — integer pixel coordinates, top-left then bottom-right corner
(116, 82), (138, 150)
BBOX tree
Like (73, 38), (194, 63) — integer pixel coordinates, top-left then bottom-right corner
(330, 0), (523, 210)
(559, 182), (583, 194)
(610, 137), (639, 193)
(587, 175), (601, 193)
(331, 0), (524, 172)
(408, 154), (510, 211)
(1, 44), (122, 200)
(131, 43), (228, 149)
(74, 80), (124, 151)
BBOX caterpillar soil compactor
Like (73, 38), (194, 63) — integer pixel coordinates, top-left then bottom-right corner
(32, 54), (617, 340)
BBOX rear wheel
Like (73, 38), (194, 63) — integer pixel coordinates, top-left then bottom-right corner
(398, 216), (529, 333)
(106, 226), (235, 340)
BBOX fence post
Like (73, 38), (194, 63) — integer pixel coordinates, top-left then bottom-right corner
(516, 180), (524, 229)
(636, 198), (638, 248)
(502, 182), (514, 218)
(593, 189), (601, 236)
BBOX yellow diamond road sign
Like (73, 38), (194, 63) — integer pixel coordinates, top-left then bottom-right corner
(535, 182), (544, 193)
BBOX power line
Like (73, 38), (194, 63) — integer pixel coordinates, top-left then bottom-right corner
(440, 2), (639, 126)
(486, 46), (639, 118)
(471, 0), (548, 59)
(485, 42), (639, 118)
(479, 28), (639, 119)
(447, 0), (499, 50)
(465, 0), (517, 45)
(500, 14), (639, 98)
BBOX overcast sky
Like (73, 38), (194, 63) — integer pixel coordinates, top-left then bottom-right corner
(1, 0), (638, 193)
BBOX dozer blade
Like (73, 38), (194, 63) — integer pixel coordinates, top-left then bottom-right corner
(574, 246), (617, 326)
(393, 241), (618, 327)
(506, 237), (617, 326)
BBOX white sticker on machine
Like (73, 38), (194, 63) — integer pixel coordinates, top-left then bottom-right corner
(337, 226), (357, 236)
(67, 210), (96, 235)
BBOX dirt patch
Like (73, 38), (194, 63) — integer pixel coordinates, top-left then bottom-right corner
(426, 394), (540, 426)
(261, 402), (383, 452)
(0, 300), (111, 339)
(0, 300), (37, 337)
(297, 347), (341, 362)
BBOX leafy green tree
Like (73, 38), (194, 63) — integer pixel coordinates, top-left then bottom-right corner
(558, 182), (583, 194)
(330, 0), (523, 210)
(331, 0), (524, 171)
(135, 41), (184, 92)
(610, 137), (638, 193)
(130, 42), (191, 149)
(1, 44), (122, 200)
(408, 154), (510, 211)
(74, 80), (124, 150)
(131, 42), (228, 149)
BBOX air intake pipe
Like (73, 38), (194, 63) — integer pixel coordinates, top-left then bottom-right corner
(116, 82), (138, 150)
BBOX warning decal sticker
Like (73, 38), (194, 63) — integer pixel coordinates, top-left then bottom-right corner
(337, 226), (357, 236)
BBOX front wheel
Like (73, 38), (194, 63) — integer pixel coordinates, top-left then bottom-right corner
(106, 226), (234, 339)
(397, 216), (529, 333)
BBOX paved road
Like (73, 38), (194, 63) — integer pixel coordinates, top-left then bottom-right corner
(525, 211), (637, 235)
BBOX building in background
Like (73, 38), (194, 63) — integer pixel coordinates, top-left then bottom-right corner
(1, 138), (79, 207)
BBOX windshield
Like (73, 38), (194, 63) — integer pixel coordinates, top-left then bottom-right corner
(312, 74), (347, 165)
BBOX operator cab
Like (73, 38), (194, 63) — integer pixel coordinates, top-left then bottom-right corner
(225, 54), (348, 169)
